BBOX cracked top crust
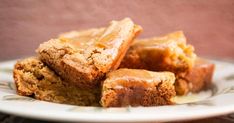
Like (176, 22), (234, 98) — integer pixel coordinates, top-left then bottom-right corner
(37, 18), (142, 88)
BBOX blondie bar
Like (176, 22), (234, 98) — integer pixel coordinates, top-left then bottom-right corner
(119, 31), (196, 73)
(175, 58), (215, 95)
(37, 18), (142, 88)
(101, 69), (176, 107)
(13, 57), (100, 106)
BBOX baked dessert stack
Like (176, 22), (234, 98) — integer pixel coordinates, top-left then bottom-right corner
(13, 18), (214, 107)
(119, 31), (214, 95)
(37, 18), (142, 89)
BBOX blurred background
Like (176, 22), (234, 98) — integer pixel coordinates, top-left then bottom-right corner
(0, 0), (233, 61)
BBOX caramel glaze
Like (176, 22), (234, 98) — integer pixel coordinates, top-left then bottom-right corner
(101, 69), (176, 107)
(60, 18), (142, 73)
(37, 18), (142, 89)
(119, 31), (196, 73)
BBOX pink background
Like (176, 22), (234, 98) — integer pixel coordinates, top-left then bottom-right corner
(0, 0), (233, 61)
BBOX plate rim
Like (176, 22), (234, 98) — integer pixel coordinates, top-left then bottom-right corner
(0, 59), (234, 122)
(0, 103), (234, 122)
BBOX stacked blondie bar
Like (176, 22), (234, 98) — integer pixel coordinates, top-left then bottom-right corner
(13, 18), (215, 107)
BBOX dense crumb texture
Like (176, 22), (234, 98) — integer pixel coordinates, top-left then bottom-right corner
(101, 69), (176, 107)
(119, 31), (196, 73)
(13, 57), (100, 106)
(37, 18), (142, 88)
(175, 58), (215, 95)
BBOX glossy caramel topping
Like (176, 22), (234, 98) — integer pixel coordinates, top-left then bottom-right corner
(59, 18), (141, 51)
(55, 18), (142, 73)
(59, 28), (105, 42)
(104, 69), (175, 89)
(131, 31), (196, 70)
(59, 28), (106, 49)
(133, 31), (186, 47)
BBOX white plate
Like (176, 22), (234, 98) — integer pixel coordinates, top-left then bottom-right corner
(0, 59), (234, 122)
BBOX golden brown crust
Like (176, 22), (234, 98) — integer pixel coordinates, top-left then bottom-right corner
(37, 18), (142, 89)
(101, 69), (176, 107)
(13, 57), (100, 106)
(119, 31), (196, 73)
(175, 58), (215, 95)
(118, 32), (216, 95)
